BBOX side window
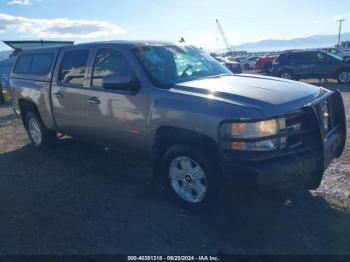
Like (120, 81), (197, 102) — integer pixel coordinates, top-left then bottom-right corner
(13, 55), (32, 74)
(30, 53), (53, 75)
(59, 50), (89, 86)
(92, 48), (133, 88)
(314, 52), (327, 63)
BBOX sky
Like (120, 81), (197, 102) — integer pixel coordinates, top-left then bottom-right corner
(0, 0), (349, 51)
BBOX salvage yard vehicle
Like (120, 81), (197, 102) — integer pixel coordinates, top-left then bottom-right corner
(11, 41), (346, 205)
(272, 50), (350, 83)
(236, 56), (258, 70)
(255, 55), (277, 73)
(214, 56), (242, 74)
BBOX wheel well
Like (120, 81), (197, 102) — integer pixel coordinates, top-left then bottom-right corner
(153, 126), (219, 163)
(279, 69), (294, 78)
(18, 99), (40, 125)
(338, 67), (350, 73)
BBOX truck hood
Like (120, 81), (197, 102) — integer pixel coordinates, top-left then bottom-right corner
(172, 74), (322, 116)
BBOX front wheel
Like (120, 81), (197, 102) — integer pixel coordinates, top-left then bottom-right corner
(160, 145), (220, 206)
(25, 111), (57, 148)
(337, 70), (350, 84)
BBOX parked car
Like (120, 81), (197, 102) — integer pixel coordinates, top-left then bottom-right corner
(0, 58), (16, 102)
(215, 56), (242, 74)
(256, 56), (277, 73)
(321, 47), (350, 61)
(11, 41), (346, 206)
(236, 56), (257, 70)
(271, 50), (350, 84)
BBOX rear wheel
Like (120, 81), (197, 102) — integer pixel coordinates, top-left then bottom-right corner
(160, 145), (220, 206)
(25, 111), (57, 148)
(337, 69), (350, 84)
(279, 70), (293, 80)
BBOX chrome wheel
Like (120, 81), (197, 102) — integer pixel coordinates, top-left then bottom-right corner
(339, 71), (350, 83)
(28, 118), (42, 145)
(169, 156), (208, 203)
(281, 72), (292, 80)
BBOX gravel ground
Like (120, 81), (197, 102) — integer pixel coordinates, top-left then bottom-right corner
(0, 80), (350, 255)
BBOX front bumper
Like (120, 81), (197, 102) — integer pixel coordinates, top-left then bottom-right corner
(219, 90), (347, 191)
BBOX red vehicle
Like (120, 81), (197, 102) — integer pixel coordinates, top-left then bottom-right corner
(256, 56), (277, 73)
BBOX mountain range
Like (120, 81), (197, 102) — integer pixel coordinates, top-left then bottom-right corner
(232, 32), (350, 52)
(1, 32), (350, 60)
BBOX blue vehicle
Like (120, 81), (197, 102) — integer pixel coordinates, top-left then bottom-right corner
(0, 58), (15, 88)
(271, 50), (350, 84)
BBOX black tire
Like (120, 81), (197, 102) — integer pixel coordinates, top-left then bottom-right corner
(160, 145), (221, 207)
(337, 69), (350, 84)
(244, 63), (251, 70)
(25, 111), (57, 148)
(279, 70), (293, 80)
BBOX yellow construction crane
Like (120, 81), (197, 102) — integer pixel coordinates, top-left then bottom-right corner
(216, 19), (234, 56)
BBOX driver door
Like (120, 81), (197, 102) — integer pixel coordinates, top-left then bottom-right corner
(83, 47), (148, 150)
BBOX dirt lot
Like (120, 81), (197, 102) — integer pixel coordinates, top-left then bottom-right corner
(0, 79), (350, 255)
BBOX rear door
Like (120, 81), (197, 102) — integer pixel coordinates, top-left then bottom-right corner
(292, 52), (317, 78)
(51, 47), (92, 138)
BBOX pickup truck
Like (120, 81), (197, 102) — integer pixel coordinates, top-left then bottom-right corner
(11, 41), (347, 206)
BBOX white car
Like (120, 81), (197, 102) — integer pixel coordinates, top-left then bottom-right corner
(237, 56), (258, 70)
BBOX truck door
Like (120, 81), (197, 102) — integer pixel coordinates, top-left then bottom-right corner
(51, 48), (92, 138)
(83, 47), (148, 151)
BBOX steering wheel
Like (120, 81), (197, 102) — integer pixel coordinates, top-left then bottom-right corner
(181, 65), (194, 77)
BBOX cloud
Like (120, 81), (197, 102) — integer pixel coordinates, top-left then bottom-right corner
(8, 0), (32, 5)
(0, 13), (125, 39)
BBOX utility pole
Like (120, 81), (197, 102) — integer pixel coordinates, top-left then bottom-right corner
(337, 18), (345, 46)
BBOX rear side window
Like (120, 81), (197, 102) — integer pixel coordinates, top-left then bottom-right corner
(283, 52), (313, 63)
(59, 50), (89, 87)
(13, 55), (32, 74)
(30, 53), (53, 75)
(13, 53), (54, 75)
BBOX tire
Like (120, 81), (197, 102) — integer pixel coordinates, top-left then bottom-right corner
(337, 69), (350, 84)
(25, 111), (57, 148)
(160, 145), (220, 206)
(279, 70), (293, 80)
(244, 63), (251, 70)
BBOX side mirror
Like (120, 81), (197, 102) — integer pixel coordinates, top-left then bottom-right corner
(102, 74), (140, 92)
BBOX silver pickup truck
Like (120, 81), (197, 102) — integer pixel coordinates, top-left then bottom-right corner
(11, 41), (347, 206)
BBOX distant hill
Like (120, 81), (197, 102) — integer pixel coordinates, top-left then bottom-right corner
(0, 50), (12, 61)
(232, 33), (350, 52)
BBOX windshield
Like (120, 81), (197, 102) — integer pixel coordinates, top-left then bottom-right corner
(133, 45), (232, 86)
(327, 52), (343, 61)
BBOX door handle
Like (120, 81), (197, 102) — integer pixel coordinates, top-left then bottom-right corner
(53, 91), (64, 99)
(87, 97), (101, 106)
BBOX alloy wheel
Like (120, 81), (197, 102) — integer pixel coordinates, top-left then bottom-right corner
(169, 156), (208, 203)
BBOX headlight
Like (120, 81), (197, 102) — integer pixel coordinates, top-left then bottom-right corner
(221, 118), (286, 151)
